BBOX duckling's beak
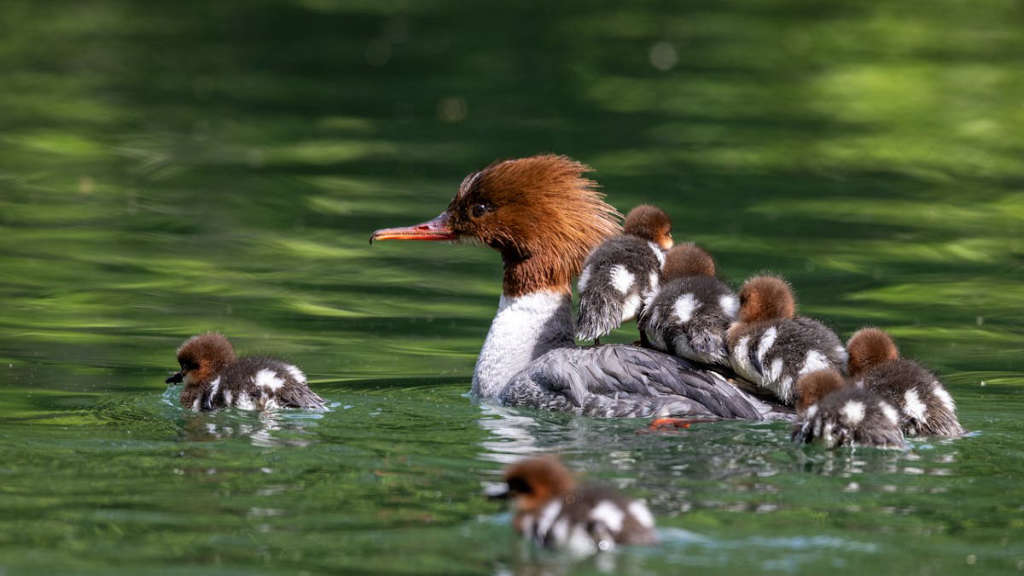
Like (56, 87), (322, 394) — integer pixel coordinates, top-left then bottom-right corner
(165, 371), (184, 384)
(370, 212), (455, 243)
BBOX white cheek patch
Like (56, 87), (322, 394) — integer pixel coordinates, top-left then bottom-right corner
(191, 396), (201, 411)
(551, 517), (570, 546)
(628, 500), (655, 529)
(673, 293), (699, 323)
(648, 241), (666, 268)
(610, 265), (635, 295)
(879, 401), (899, 426)
(841, 400), (866, 426)
(589, 501), (625, 533)
(800, 350), (831, 376)
(805, 404), (819, 418)
(578, 265), (592, 292)
(903, 388), (928, 422)
(223, 389), (234, 406)
(931, 382), (956, 413)
(256, 368), (285, 392)
(756, 327), (778, 368)
(209, 377), (221, 398)
(719, 294), (739, 319)
(536, 500), (563, 539)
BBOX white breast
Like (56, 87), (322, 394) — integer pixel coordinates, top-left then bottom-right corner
(471, 291), (574, 399)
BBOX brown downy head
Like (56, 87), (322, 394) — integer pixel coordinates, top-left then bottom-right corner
(167, 333), (237, 405)
(662, 243), (715, 280)
(738, 275), (796, 324)
(495, 455), (576, 532)
(371, 155), (622, 297)
(846, 328), (900, 377)
(623, 204), (673, 250)
(795, 369), (846, 413)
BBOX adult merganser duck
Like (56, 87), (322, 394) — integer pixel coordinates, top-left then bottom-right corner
(166, 332), (327, 411)
(791, 369), (905, 448)
(726, 275), (847, 405)
(575, 204), (672, 343)
(371, 155), (779, 420)
(639, 243), (737, 366)
(846, 328), (964, 437)
(488, 455), (657, 553)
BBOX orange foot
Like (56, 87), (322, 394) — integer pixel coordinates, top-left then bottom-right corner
(646, 417), (717, 431)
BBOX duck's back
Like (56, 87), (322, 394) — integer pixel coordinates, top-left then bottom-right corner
(858, 359), (963, 437)
(213, 357), (326, 411)
(576, 235), (664, 341)
(501, 344), (784, 420)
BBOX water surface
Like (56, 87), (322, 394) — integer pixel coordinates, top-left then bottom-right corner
(1, 1), (1023, 574)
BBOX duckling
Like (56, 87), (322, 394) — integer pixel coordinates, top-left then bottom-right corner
(791, 369), (905, 448)
(166, 332), (326, 412)
(726, 275), (847, 404)
(847, 328), (963, 437)
(489, 455), (657, 554)
(638, 243), (737, 365)
(576, 205), (673, 342)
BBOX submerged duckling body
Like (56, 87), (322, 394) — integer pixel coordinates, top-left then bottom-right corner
(847, 328), (963, 437)
(727, 276), (847, 405)
(639, 243), (736, 365)
(575, 205), (672, 342)
(491, 456), (656, 554)
(167, 333), (326, 412)
(791, 369), (904, 448)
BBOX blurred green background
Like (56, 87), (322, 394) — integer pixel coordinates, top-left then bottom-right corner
(0, 1), (1022, 574)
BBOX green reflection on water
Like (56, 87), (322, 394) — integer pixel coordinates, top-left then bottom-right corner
(1, 0), (1022, 574)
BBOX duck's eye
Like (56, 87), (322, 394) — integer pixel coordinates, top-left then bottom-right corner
(470, 203), (490, 218)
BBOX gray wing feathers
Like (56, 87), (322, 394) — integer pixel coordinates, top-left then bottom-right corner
(501, 345), (778, 420)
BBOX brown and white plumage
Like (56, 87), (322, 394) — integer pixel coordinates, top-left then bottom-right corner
(791, 369), (905, 449)
(847, 328), (963, 437)
(575, 205), (673, 342)
(639, 244), (737, 366)
(167, 333), (326, 412)
(727, 276), (847, 405)
(491, 456), (656, 554)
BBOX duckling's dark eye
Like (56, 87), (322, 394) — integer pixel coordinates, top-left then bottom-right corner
(507, 476), (532, 495)
(470, 203), (490, 218)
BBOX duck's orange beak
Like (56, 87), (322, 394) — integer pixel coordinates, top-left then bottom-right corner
(370, 212), (456, 243)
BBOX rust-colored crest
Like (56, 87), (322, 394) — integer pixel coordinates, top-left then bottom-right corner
(447, 155), (622, 296)
(623, 204), (672, 248)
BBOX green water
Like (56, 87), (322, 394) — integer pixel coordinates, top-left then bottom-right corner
(1, 0), (1023, 574)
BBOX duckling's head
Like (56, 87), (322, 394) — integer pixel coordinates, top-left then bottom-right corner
(166, 332), (236, 389)
(623, 204), (673, 250)
(491, 455), (576, 531)
(372, 155), (622, 297)
(846, 328), (899, 377)
(662, 243), (715, 280)
(738, 275), (795, 324)
(795, 369), (846, 413)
